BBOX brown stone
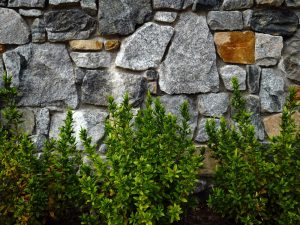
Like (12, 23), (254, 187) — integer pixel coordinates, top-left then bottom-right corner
(105, 40), (120, 51)
(263, 112), (300, 138)
(296, 87), (300, 101)
(214, 31), (255, 64)
(69, 40), (103, 51)
(197, 146), (218, 176)
(0, 44), (6, 53)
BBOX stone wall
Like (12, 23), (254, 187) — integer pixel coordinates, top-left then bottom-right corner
(0, 0), (300, 168)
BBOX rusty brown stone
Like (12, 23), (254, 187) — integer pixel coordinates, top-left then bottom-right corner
(69, 40), (103, 51)
(0, 44), (6, 53)
(296, 87), (300, 101)
(214, 31), (255, 64)
(105, 40), (121, 51)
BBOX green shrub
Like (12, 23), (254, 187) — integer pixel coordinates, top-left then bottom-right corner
(206, 77), (300, 225)
(80, 93), (204, 225)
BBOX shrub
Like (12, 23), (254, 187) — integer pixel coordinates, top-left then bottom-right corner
(80, 92), (204, 225)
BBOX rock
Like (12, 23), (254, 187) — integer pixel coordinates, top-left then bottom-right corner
(36, 108), (50, 135)
(104, 40), (121, 51)
(81, 69), (147, 107)
(8, 0), (45, 7)
(19, 108), (35, 135)
(0, 0), (7, 6)
(251, 10), (298, 37)
(81, 0), (97, 16)
(198, 93), (230, 117)
(193, 0), (221, 10)
(296, 86), (300, 101)
(159, 95), (198, 137)
(243, 9), (253, 29)
(3, 43), (78, 108)
(214, 31), (255, 64)
(183, 0), (194, 9)
(0, 8), (30, 45)
(31, 18), (46, 43)
(98, 0), (152, 35)
(70, 52), (112, 69)
(69, 40), (103, 51)
(207, 11), (243, 31)
(247, 65), (261, 94)
(256, 0), (284, 6)
(255, 33), (283, 66)
(195, 118), (220, 143)
(31, 134), (47, 150)
(220, 65), (247, 91)
(222, 0), (253, 10)
(286, 0), (300, 7)
(260, 68), (286, 113)
(159, 12), (219, 94)
(99, 144), (107, 154)
(45, 9), (97, 42)
(19, 9), (43, 17)
(0, 58), (4, 86)
(0, 44), (5, 54)
(154, 11), (177, 23)
(49, 0), (80, 5)
(153, 0), (184, 9)
(148, 82), (158, 95)
(146, 70), (159, 81)
(116, 23), (174, 71)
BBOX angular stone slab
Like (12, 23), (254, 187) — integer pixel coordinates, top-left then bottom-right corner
(154, 11), (177, 23)
(256, 0), (284, 6)
(0, 8), (30, 44)
(45, 9), (97, 41)
(19, 9), (43, 17)
(247, 65), (261, 94)
(8, 0), (45, 8)
(70, 52), (112, 69)
(153, 0), (184, 9)
(49, 0), (80, 5)
(198, 93), (230, 117)
(214, 31), (255, 64)
(116, 22), (174, 71)
(207, 11), (243, 31)
(220, 65), (247, 91)
(3, 43), (78, 108)
(222, 0), (253, 10)
(159, 12), (219, 94)
(243, 9), (253, 29)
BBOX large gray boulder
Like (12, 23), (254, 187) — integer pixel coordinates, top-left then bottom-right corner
(0, 8), (30, 44)
(116, 22), (174, 71)
(3, 43), (78, 108)
(198, 93), (230, 117)
(159, 12), (219, 94)
(8, 0), (45, 8)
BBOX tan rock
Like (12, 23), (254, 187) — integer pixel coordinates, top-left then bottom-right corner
(0, 44), (6, 53)
(147, 81), (158, 95)
(69, 40), (103, 51)
(214, 31), (255, 64)
(296, 86), (300, 101)
(105, 40), (120, 51)
(199, 148), (218, 176)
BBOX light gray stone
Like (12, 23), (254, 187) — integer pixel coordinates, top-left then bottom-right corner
(198, 93), (230, 117)
(3, 43), (78, 108)
(45, 9), (97, 42)
(31, 134), (47, 150)
(0, 8), (30, 44)
(36, 108), (50, 135)
(286, 0), (300, 7)
(116, 22), (174, 71)
(260, 68), (286, 113)
(31, 18), (46, 43)
(81, 0), (97, 16)
(256, 0), (284, 6)
(154, 11), (177, 23)
(222, 0), (253, 10)
(49, 0), (80, 5)
(81, 69), (147, 107)
(207, 11), (243, 31)
(19, 108), (35, 135)
(70, 52), (112, 69)
(8, 0), (45, 7)
(247, 65), (261, 94)
(153, 0), (184, 9)
(243, 9), (253, 29)
(220, 65), (246, 91)
(183, 0), (194, 8)
(98, 0), (152, 35)
(159, 12), (219, 94)
(255, 33), (283, 66)
(19, 9), (43, 17)
(195, 118), (220, 143)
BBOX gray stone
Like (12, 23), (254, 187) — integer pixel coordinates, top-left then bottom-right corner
(295, 11), (300, 23)
(260, 68), (286, 113)
(45, 9), (97, 42)
(31, 134), (47, 150)
(220, 65), (246, 91)
(153, 0), (184, 9)
(251, 10), (298, 37)
(19, 9), (43, 17)
(183, 0), (194, 9)
(99, 143), (107, 154)
(70, 52), (112, 69)
(159, 12), (219, 94)
(247, 65), (261, 94)
(146, 70), (159, 81)
(195, 118), (220, 143)
(286, 0), (300, 7)
(222, 0), (253, 10)
(49, 0), (80, 5)
(198, 93), (230, 117)
(0, 0), (7, 6)
(3, 43), (78, 108)
(193, 0), (221, 10)
(98, 0), (152, 35)
(8, 0), (45, 7)
(255, 33), (283, 66)
(36, 108), (50, 135)
(31, 18), (46, 43)
(207, 11), (243, 31)
(0, 58), (4, 87)
(256, 0), (284, 6)
(0, 8), (30, 45)
(19, 108), (35, 135)
(154, 11), (177, 23)
(243, 9), (253, 29)
(81, 0), (97, 16)
(116, 23), (174, 71)
(81, 69), (147, 107)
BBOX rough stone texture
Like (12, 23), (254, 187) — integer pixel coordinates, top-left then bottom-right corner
(243, 9), (253, 29)
(146, 70), (159, 81)
(247, 65), (261, 94)
(70, 52), (112, 69)
(81, 0), (97, 16)
(222, 0), (253, 10)
(260, 68), (286, 113)
(256, 0), (284, 6)
(255, 33), (283, 66)
(207, 11), (243, 31)
(159, 12), (219, 94)
(195, 118), (220, 143)
(193, 0), (221, 10)
(31, 18), (46, 43)
(19, 108), (35, 135)
(251, 10), (299, 37)
(183, 0), (193, 8)
(220, 65), (247, 91)
(69, 40), (103, 51)
(45, 9), (97, 42)
(19, 9), (43, 17)
(279, 29), (300, 82)
(8, 0), (45, 8)
(36, 108), (50, 136)
(98, 0), (152, 36)
(104, 40), (121, 51)
(0, 58), (4, 86)
(49, 0), (80, 5)
(116, 23), (174, 71)
(153, 0), (183, 9)
(0, 8), (30, 45)
(0, 0), (7, 6)
(214, 31), (255, 64)
(154, 11), (177, 23)
(147, 81), (158, 95)
(286, 0), (300, 7)
(296, 86), (300, 101)
(198, 93), (230, 117)
(81, 69), (147, 107)
(3, 43), (78, 108)
(31, 134), (47, 150)
(0, 44), (5, 54)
